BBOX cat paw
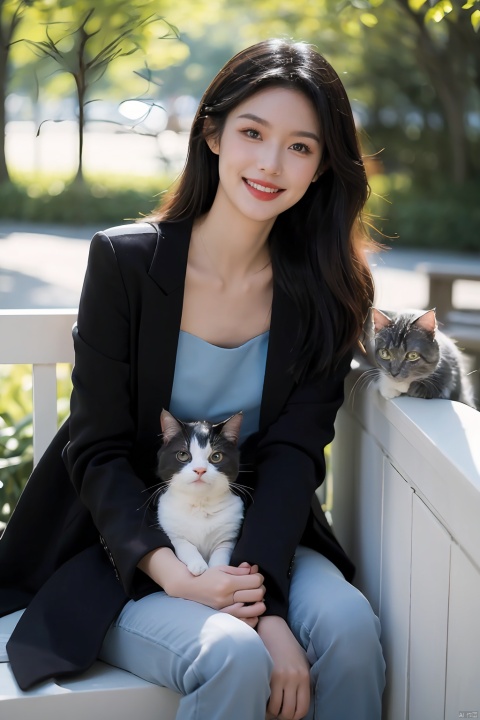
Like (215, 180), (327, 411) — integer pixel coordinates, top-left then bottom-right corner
(187, 559), (209, 576)
(380, 388), (402, 399)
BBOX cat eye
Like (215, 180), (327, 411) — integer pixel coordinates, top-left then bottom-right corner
(406, 351), (420, 361)
(378, 348), (391, 360)
(176, 450), (191, 463)
(209, 452), (223, 463)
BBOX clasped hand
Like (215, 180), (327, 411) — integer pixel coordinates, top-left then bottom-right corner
(182, 561), (266, 628)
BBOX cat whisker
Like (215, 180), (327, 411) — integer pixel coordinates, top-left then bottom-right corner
(232, 485), (254, 504)
(349, 368), (379, 409)
(137, 483), (170, 512)
(141, 480), (170, 494)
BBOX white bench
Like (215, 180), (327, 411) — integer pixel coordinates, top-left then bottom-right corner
(0, 310), (181, 720)
(331, 364), (480, 720)
(1, 310), (480, 719)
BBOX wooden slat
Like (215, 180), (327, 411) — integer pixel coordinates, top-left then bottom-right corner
(409, 494), (450, 719)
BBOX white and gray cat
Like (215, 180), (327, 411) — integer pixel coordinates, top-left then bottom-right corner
(366, 307), (475, 407)
(156, 409), (245, 576)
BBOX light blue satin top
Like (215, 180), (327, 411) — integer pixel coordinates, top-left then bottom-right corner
(169, 330), (269, 445)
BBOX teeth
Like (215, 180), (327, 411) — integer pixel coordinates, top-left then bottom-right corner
(246, 180), (280, 193)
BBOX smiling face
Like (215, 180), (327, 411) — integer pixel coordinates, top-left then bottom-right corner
(206, 86), (323, 226)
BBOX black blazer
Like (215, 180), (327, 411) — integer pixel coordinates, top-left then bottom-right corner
(0, 219), (354, 690)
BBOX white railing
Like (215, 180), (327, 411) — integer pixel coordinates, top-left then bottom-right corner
(1, 310), (480, 718)
(0, 309), (181, 720)
(0, 309), (76, 465)
(331, 367), (480, 720)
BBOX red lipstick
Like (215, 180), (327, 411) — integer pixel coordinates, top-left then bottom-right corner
(243, 177), (285, 201)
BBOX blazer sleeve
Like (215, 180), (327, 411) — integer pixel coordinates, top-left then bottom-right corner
(230, 351), (352, 620)
(65, 231), (173, 598)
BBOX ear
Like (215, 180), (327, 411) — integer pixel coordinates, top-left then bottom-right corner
(217, 412), (243, 445)
(372, 307), (393, 332)
(413, 308), (437, 335)
(206, 135), (219, 155)
(160, 409), (183, 444)
(203, 117), (220, 155)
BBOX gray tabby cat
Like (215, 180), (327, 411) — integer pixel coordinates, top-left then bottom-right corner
(366, 307), (475, 407)
(156, 410), (245, 576)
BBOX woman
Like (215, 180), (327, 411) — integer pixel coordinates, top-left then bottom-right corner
(0, 39), (385, 719)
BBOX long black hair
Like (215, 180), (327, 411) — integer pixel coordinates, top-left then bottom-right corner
(147, 39), (375, 381)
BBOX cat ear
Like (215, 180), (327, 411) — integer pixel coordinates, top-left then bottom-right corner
(372, 307), (393, 332)
(217, 412), (243, 445)
(413, 309), (437, 335)
(160, 409), (183, 444)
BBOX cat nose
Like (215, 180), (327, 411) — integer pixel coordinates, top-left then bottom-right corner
(194, 467), (207, 477)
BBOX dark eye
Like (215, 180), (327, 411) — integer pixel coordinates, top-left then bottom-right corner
(243, 128), (261, 139)
(176, 450), (191, 463)
(210, 452), (223, 463)
(406, 351), (420, 361)
(290, 142), (310, 154)
(378, 348), (391, 360)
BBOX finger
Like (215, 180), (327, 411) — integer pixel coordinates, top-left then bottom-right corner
(279, 679), (310, 720)
(237, 562), (260, 575)
(293, 682), (311, 720)
(232, 586), (265, 604)
(277, 684), (296, 719)
(220, 601), (266, 618)
(241, 616), (258, 629)
(267, 682), (284, 718)
(234, 573), (265, 589)
(220, 565), (252, 575)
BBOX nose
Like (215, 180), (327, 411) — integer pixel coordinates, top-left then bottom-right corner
(258, 144), (282, 175)
(193, 467), (207, 477)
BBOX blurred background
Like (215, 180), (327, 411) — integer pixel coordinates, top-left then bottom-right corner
(0, 0), (478, 246)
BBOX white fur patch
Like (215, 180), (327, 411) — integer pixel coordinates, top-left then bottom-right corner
(378, 374), (411, 399)
(157, 436), (244, 575)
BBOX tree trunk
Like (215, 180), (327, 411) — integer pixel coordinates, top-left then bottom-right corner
(395, 0), (470, 185)
(74, 81), (84, 185)
(433, 79), (467, 186)
(0, 41), (10, 184)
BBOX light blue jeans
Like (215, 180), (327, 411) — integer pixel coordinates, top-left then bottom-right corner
(99, 546), (386, 720)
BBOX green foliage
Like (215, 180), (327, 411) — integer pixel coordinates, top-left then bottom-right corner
(0, 174), (171, 224)
(368, 175), (480, 251)
(0, 366), (33, 523)
(0, 364), (72, 523)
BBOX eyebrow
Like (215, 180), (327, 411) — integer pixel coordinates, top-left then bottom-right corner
(237, 113), (321, 143)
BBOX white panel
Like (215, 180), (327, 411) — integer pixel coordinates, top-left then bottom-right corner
(0, 310), (76, 364)
(353, 429), (384, 616)
(445, 544), (480, 719)
(32, 364), (58, 466)
(380, 460), (413, 720)
(330, 406), (358, 557)
(409, 494), (450, 719)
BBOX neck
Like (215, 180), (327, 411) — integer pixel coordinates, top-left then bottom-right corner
(191, 209), (273, 284)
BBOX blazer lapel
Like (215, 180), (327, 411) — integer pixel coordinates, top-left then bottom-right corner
(259, 279), (298, 430)
(135, 218), (193, 441)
